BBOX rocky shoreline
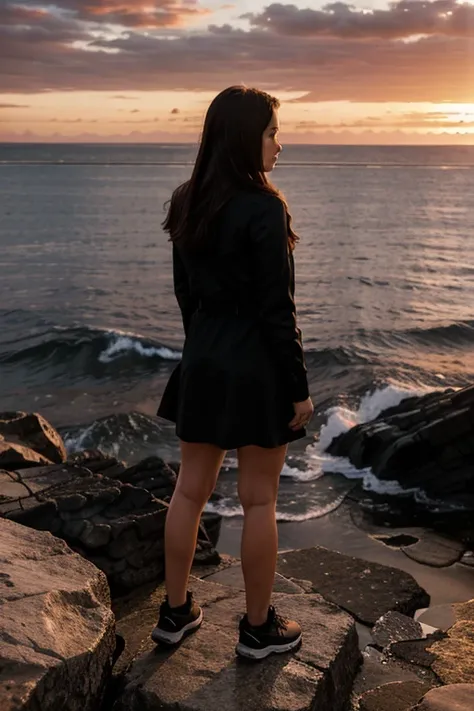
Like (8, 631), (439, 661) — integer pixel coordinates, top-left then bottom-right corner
(1, 391), (474, 710)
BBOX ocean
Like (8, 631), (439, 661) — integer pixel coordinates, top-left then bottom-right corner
(1, 142), (473, 522)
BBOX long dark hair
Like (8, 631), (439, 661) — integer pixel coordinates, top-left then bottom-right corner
(162, 85), (298, 250)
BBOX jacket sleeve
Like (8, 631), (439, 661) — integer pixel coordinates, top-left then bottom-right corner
(173, 243), (196, 336)
(249, 196), (309, 402)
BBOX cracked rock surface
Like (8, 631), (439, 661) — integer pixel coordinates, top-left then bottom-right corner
(113, 576), (361, 711)
(0, 518), (116, 711)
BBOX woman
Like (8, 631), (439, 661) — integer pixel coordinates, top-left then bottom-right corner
(152, 86), (314, 660)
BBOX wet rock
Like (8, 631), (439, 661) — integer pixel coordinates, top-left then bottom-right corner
(413, 684), (474, 710)
(430, 599), (474, 684)
(0, 411), (66, 464)
(276, 546), (429, 625)
(114, 577), (361, 711)
(0, 518), (115, 711)
(372, 612), (424, 650)
(401, 534), (465, 568)
(325, 386), (474, 536)
(358, 680), (432, 711)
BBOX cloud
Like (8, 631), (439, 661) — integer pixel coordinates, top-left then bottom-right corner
(0, 1), (211, 29)
(0, 1), (472, 103)
(0, 103), (30, 108)
(242, 1), (474, 40)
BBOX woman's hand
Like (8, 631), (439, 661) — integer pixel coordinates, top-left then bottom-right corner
(289, 397), (314, 431)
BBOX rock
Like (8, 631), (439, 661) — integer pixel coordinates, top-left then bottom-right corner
(430, 599), (474, 684)
(192, 553), (239, 580)
(372, 612), (424, 650)
(0, 439), (53, 468)
(390, 632), (446, 668)
(114, 576), (361, 711)
(0, 517), (115, 711)
(413, 684), (474, 710)
(358, 680), (432, 711)
(1, 456), (221, 593)
(118, 455), (177, 495)
(353, 646), (433, 700)
(203, 562), (308, 594)
(276, 547), (429, 625)
(0, 411), (66, 464)
(67, 448), (127, 476)
(401, 534), (465, 568)
(325, 386), (474, 537)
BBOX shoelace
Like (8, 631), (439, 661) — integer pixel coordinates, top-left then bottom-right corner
(268, 606), (288, 636)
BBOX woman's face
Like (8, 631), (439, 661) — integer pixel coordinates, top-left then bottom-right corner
(262, 110), (282, 172)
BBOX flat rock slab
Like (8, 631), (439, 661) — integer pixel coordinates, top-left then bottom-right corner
(372, 612), (424, 650)
(203, 563), (307, 594)
(276, 547), (429, 625)
(430, 599), (474, 685)
(390, 633), (446, 669)
(414, 684), (474, 710)
(0, 518), (115, 711)
(114, 577), (361, 711)
(401, 535), (465, 568)
(359, 680), (432, 711)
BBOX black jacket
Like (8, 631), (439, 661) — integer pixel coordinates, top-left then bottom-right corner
(172, 191), (309, 403)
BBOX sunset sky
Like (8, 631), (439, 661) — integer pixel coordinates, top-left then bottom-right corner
(1, 0), (473, 144)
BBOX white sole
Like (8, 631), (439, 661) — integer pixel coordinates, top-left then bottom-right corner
(235, 633), (302, 660)
(151, 609), (203, 645)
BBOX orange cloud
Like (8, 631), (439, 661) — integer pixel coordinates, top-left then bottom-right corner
(62, 0), (209, 27)
(0, 1), (472, 103)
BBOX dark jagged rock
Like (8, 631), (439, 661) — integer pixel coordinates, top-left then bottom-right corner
(0, 450), (221, 594)
(326, 385), (474, 542)
(0, 411), (66, 464)
(67, 449), (128, 479)
(327, 385), (474, 497)
(371, 612), (424, 651)
(390, 631), (446, 669)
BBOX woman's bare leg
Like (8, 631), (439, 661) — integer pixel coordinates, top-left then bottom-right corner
(165, 441), (226, 607)
(237, 444), (287, 626)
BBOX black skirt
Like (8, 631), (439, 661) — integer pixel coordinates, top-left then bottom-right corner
(157, 310), (306, 450)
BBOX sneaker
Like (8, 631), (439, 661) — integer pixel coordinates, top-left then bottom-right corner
(151, 591), (203, 646)
(235, 606), (302, 660)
